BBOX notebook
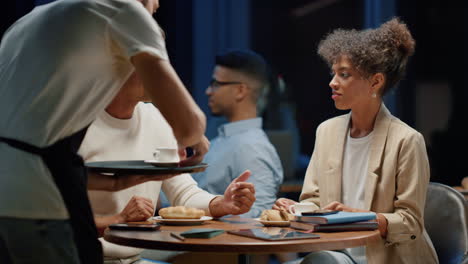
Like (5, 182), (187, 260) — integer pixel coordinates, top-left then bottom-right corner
(290, 220), (378, 232)
(293, 211), (376, 224)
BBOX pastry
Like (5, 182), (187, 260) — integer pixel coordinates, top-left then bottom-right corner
(260, 209), (293, 221)
(158, 206), (205, 219)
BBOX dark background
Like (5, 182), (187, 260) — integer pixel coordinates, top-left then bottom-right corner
(1, 0), (466, 186)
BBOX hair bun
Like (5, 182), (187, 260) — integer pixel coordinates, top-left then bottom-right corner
(380, 18), (415, 57)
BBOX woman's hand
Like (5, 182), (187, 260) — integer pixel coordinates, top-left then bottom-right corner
(323, 201), (388, 237)
(273, 198), (297, 211)
(322, 201), (367, 212)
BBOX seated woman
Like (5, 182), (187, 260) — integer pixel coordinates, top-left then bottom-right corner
(274, 18), (438, 264)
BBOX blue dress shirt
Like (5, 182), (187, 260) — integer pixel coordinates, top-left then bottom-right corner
(192, 118), (283, 218)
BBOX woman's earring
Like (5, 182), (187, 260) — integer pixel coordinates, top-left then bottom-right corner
(372, 93), (377, 98)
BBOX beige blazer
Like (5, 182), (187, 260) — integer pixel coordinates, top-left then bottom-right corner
(300, 104), (439, 264)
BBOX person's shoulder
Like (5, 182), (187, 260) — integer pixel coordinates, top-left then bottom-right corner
(64, 0), (143, 18)
(233, 131), (277, 156)
(137, 102), (167, 122)
(137, 101), (158, 113)
(317, 113), (349, 132)
(388, 116), (424, 141)
(69, 0), (134, 9)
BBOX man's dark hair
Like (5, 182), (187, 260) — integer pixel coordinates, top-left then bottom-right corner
(215, 50), (270, 84)
(215, 50), (271, 110)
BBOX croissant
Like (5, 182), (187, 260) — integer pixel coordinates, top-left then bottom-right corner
(260, 209), (293, 221)
(158, 206), (205, 219)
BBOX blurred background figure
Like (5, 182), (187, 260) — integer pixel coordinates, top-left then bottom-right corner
(191, 49), (283, 219)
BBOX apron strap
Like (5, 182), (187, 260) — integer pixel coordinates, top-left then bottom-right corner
(0, 129), (103, 264)
(0, 137), (46, 156)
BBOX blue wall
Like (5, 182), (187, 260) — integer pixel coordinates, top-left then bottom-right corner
(192, 0), (251, 138)
(364, 0), (397, 114)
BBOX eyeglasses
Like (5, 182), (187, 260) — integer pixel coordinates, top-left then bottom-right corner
(208, 79), (242, 91)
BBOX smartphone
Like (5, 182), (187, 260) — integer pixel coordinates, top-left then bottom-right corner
(109, 223), (160, 231)
(301, 209), (339, 216)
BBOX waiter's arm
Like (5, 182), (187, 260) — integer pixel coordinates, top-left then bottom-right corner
(131, 52), (206, 147)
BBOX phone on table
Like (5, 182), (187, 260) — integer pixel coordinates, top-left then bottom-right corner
(301, 209), (339, 216)
(109, 223), (160, 231)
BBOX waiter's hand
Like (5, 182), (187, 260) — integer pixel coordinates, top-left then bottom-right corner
(179, 135), (210, 167)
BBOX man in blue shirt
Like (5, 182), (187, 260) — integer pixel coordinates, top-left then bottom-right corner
(192, 50), (283, 218)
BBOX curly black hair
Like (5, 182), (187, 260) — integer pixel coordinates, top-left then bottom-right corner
(317, 18), (415, 95)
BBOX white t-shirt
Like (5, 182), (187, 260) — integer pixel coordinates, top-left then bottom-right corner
(342, 130), (373, 264)
(342, 130), (373, 209)
(0, 0), (168, 219)
(81, 103), (215, 259)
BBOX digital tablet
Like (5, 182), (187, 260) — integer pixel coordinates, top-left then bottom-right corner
(227, 228), (320, 241)
(109, 223), (161, 231)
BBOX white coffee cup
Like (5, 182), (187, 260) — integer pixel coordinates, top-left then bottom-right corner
(288, 202), (318, 215)
(152, 148), (179, 163)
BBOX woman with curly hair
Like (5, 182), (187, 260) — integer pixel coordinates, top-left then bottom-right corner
(275, 18), (438, 264)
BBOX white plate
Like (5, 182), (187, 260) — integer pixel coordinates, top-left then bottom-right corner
(254, 218), (290, 227)
(153, 216), (213, 225)
(144, 160), (179, 167)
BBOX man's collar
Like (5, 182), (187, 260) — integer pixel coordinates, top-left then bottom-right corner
(217, 118), (263, 137)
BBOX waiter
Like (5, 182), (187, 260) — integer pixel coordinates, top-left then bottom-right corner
(0, 0), (207, 263)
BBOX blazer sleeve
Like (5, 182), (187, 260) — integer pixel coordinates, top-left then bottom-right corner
(381, 131), (430, 245)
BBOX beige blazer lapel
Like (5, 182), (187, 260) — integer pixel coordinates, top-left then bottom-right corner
(363, 104), (392, 210)
(326, 113), (351, 203)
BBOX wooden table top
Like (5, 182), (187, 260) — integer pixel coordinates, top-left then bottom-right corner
(104, 217), (381, 254)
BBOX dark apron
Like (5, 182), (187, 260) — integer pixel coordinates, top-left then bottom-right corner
(0, 127), (103, 264)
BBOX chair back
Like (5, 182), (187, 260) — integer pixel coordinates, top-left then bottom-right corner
(265, 129), (295, 180)
(425, 182), (468, 264)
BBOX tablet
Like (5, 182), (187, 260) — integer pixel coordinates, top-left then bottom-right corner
(109, 223), (161, 231)
(227, 228), (320, 241)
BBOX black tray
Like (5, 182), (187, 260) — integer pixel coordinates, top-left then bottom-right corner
(85, 160), (208, 175)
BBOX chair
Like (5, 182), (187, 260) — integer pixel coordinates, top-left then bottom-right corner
(424, 182), (468, 264)
(265, 129), (295, 180)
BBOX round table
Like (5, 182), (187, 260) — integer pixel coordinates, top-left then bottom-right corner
(104, 217), (381, 263)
